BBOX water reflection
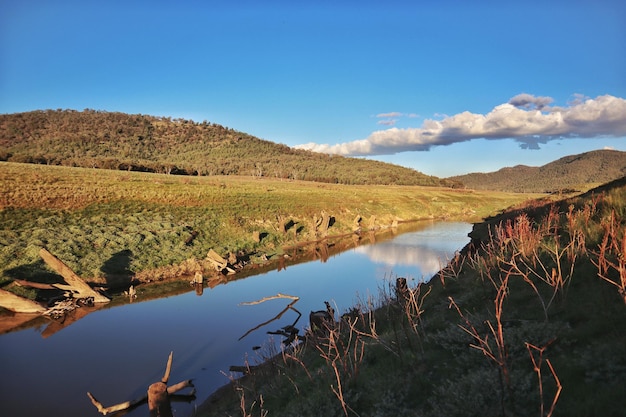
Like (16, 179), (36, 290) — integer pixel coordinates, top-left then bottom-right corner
(355, 222), (472, 278)
(0, 221), (472, 417)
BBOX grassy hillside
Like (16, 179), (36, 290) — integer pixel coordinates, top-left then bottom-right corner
(199, 177), (626, 417)
(0, 162), (536, 299)
(449, 149), (626, 193)
(0, 109), (448, 186)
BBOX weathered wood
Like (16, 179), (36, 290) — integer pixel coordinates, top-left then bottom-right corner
(317, 210), (331, 236)
(14, 278), (80, 294)
(0, 289), (46, 313)
(239, 293), (299, 306)
(148, 382), (172, 417)
(13, 279), (57, 290)
(207, 249), (237, 274)
(39, 248), (109, 303)
(88, 352), (194, 416)
(162, 351), (173, 383)
(87, 391), (146, 416)
(206, 249), (227, 269)
(353, 214), (362, 232)
(87, 380), (194, 416)
(239, 297), (301, 341)
(165, 379), (194, 394)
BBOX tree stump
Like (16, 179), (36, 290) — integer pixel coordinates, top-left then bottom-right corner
(148, 382), (172, 417)
(88, 351), (195, 416)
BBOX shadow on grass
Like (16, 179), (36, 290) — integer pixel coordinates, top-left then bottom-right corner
(5, 260), (62, 285)
(101, 249), (135, 289)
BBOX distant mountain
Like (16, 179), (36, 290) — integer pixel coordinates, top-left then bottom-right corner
(0, 109), (449, 187)
(448, 149), (626, 193)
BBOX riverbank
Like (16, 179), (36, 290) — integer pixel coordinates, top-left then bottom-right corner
(195, 178), (626, 417)
(0, 162), (538, 302)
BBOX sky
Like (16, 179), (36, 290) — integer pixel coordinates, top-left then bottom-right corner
(1, 0), (625, 177)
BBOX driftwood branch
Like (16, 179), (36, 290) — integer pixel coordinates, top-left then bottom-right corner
(0, 289), (46, 314)
(87, 391), (146, 416)
(162, 351), (173, 383)
(238, 293), (301, 341)
(87, 380), (194, 416)
(239, 293), (299, 306)
(88, 352), (194, 416)
(166, 379), (195, 394)
(238, 299), (301, 341)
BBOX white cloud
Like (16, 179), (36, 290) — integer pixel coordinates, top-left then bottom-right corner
(376, 112), (404, 118)
(377, 119), (398, 126)
(296, 94), (626, 155)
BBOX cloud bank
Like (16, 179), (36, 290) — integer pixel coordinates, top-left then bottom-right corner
(296, 94), (626, 155)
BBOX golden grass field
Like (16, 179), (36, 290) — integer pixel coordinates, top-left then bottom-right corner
(0, 162), (540, 287)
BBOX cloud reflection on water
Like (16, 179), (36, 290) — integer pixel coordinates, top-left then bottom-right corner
(354, 222), (473, 279)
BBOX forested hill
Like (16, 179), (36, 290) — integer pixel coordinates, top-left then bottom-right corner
(448, 149), (626, 193)
(0, 109), (448, 186)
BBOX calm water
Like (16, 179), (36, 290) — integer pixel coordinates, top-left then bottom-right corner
(0, 221), (472, 417)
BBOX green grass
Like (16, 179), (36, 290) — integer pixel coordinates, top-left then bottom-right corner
(196, 177), (626, 417)
(0, 162), (536, 290)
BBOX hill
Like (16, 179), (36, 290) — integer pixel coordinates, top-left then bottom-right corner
(448, 149), (626, 193)
(0, 109), (447, 186)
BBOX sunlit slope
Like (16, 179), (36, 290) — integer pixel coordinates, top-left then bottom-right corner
(0, 162), (537, 286)
(0, 109), (448, 186)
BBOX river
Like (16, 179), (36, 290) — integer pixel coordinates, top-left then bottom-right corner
(0, 221), (472, 417)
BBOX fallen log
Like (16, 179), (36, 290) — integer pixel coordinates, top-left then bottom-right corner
(0, 289), (47, 313)
(13, 279), (58, 290)
(39, 248), (110, 303)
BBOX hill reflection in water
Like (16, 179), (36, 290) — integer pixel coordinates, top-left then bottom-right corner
(0, 221), (472, 417)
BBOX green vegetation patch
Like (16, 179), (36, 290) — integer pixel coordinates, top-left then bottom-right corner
(0, 162), (535, 290)
(198, 177), (626, 417)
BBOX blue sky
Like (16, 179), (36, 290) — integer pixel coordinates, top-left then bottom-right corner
(1, 0), (625, 177)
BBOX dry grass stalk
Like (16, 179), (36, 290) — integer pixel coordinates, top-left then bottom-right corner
(592, 210), (626, 303)
(308, 304), (366, 417)
(448, 271), (511, 414)
(526, 341), (561, 417)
